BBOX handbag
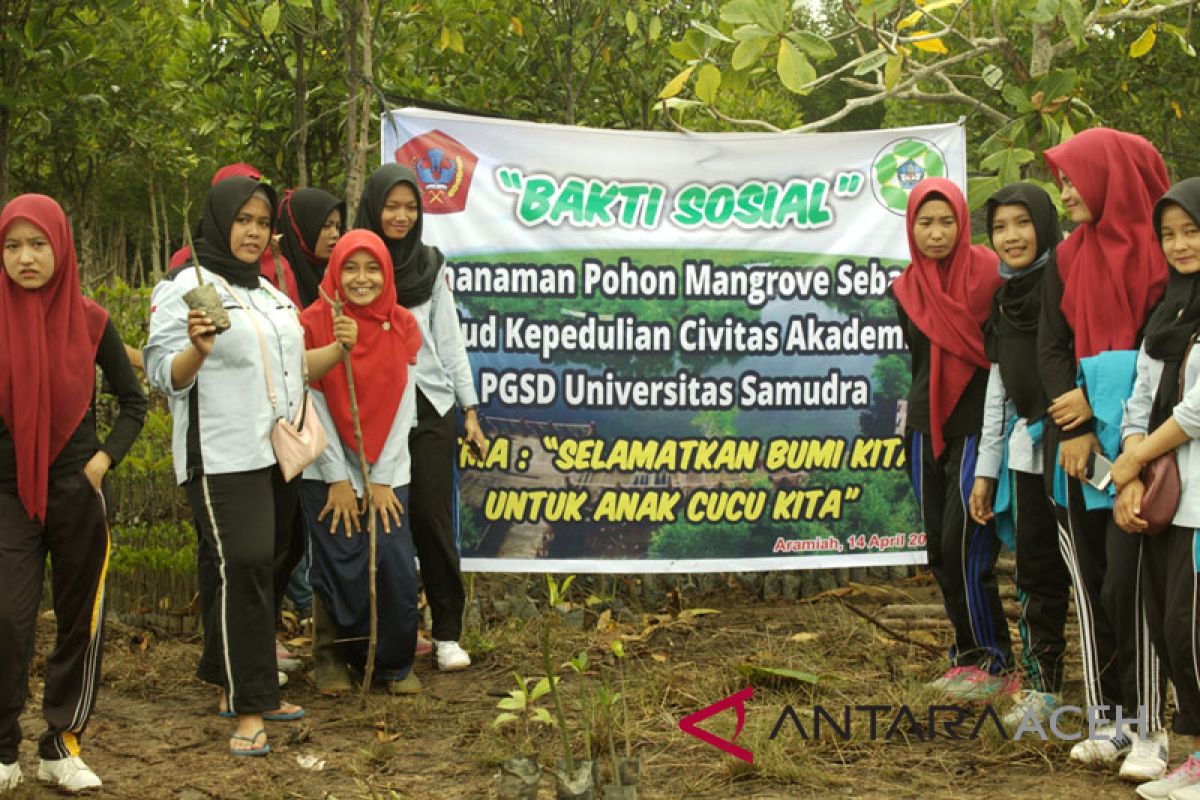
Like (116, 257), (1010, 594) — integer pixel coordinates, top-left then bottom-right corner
(1138, 328), (1200, 535)
(217, 277), (328, 481)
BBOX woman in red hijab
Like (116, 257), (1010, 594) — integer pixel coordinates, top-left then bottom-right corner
(1038, 127), (1171, 779)
(298, 230), (423, 696)
(891, 178), (1012, 700)
(0, 195), (145, 793)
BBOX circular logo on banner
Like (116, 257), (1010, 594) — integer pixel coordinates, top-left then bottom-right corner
(870, 138), (947, 215)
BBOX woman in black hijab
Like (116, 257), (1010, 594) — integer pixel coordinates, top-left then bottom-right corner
(354, 163), (487, 674)
(1111, 178), (1200, 795)
(277, 188), (345, 308)
(968, 183), (1072, 725)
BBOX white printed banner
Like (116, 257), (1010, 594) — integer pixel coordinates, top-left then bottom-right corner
(382, 108), (967, 573)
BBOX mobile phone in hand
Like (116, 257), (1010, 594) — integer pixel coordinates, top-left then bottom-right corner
(1085, 451), (1114, 491)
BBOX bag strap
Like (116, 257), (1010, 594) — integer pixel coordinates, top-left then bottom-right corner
(215, 276), (308, 414)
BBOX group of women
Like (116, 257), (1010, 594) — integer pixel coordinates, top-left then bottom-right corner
(4, 125), (1200, 795)
(895, 126), (1200, 799)
(0, 161), (484, 789)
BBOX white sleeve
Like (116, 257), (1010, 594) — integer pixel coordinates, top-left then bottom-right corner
(367, 381), (418, 489)
(303, 389), (352, 485)
(144, 279), (196, 398)
(430, 275), (479, 408)
(975, 364), (1006, 480)
(1122, 344), (1158, 442)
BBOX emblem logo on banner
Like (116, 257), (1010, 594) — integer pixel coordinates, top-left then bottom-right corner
(394, 129), (478, 214)
(870, 137), (948, 215)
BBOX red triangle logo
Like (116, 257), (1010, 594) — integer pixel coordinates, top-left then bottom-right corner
(677, 686), (754, 763)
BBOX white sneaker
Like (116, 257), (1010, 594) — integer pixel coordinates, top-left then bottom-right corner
(1003, 690), (1059, 729)
(37, 756), (102, 792)
(0, 761), (21, 791)
(1069, 724), (1133, 765)
(434, 639), (471, 671)
(1121, 729), (1170, 783)
(1169, 782), (1200, 800)
(1134, 754), (1200, 799)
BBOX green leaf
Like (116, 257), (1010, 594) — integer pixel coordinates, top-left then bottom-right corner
(261, 2), (281, 37)
(883, 53), (903, 90)
(1062, 0), (1085, 47)
(752, 0), (787, 33)
(1037, 69), (1076, 103)
(967, 176), (1001, 211)
(980, 117), (1028, 153)
(531, 707), (556, 726)
(1129, 24), (1156, 58)
(320, 0), (337, 19)
(732, 23), (773, 41)
(853, 49), (889, 75)
(625, 10), (637, 36)
(980, 147), (1035, 184)
(1162, 23), (1197, 56)
(493, 712), (520, 727)
(649, 15), (662, 41)
(981, 64), (1003, 90)
(720, 0), (760, 25)
(788, 31), (836, 62)
(1028, 0), (1058, 24)
(1001, 83), (1032, 113)
(736, 664), (820, 684)
(692, 21), (733, 42)
(777, 39), (816, 94)
(732, 37), (768, 70)
(530, 677), (554, 702)
(695, 63), (721, 104)
(659, 65), (695, 99)
(920, 0), (963, 11)
(611, 639), (625, 658)
(669, 39), (700, 61)
(1042, 114), (1061, 146)
(497, 694), (526, 711)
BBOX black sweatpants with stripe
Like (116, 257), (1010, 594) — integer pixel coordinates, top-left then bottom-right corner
(1139, 526), (1200, 735)
(907, 430), (1012, 673)
(0, 473), (110, 762)
(188, 466), (297, 714)
(1011, 470), (1071, 693)
(409, 392), (465, 642)
(1053, 474), (1163, 726)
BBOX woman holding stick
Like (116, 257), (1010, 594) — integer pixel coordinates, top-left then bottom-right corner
(298, 229), (423, 695)
(356, 163), (487, 671)
(144, 176), (354, 756)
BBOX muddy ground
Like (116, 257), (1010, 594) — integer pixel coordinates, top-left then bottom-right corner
(5, 572), (1168, 799)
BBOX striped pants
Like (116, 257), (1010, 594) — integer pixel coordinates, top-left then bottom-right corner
(908, 430), (1012, 673)
(188, 466), (297, 715)
(1055, 475), (1163, 727)
(1138, 526), (1199, 734)
(0, 473), (110, 762)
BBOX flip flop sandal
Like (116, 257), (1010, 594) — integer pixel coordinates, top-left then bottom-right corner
(229, 729), (270, 757)
(218, 707), (305, 722)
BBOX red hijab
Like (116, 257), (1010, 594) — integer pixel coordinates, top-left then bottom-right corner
(1043, 127), (1170, 360)
(300, 230), (422, 464)
(0, 195), (108, 521)
(892, 178), (1001, 456)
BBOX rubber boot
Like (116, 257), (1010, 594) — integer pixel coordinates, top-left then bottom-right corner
(312, 595), (353, 696)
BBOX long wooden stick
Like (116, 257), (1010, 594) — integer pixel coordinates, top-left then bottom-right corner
(318, 286), (379, 705)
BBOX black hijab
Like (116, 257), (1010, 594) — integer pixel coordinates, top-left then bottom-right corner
(355, 163), (442, 308)
(1145, 177), (1200, 428)
(193, 177), (277, 289)
(278, 188), (345, 307)
(983, 182), (1062, 418)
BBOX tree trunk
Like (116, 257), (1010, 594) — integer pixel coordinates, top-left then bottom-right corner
(292, 28), (308, 188)
(148, 175), (161, 276)
(342, 0), (373, 225)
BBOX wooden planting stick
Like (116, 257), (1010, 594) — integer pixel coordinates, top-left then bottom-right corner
(318, 286), (379, 705)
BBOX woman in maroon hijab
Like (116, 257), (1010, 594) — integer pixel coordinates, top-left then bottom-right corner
(1038, 127), (1172, 779)
(891, 178), (1011, 700)
(0, 195), (145, 792)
